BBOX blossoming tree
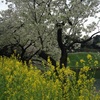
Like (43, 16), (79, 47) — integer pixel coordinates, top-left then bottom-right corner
(0, 0), (100, 68)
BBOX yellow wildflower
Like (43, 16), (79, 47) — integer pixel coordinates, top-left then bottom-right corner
(78, 96), (84, 100)
(80, 59), (85, 63)
(94, 60), (98, 66)
(47, 71), (51, 76)
(76, 61), (79, 67)
(47, 56), (52, 64)
(77, 80), (82, 86)
(81, 66), (90, 72)
(87, 54), (92, 60)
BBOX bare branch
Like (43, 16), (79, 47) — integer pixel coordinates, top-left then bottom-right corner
(67, 31), (100, 49)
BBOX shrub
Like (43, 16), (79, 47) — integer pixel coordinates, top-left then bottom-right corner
(0, 55), (100, 100)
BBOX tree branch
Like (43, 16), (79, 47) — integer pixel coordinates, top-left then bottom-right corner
(67, 31), (100, 49)
(39, 50), (56, 67)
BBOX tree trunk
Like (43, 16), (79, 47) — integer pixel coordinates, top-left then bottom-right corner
(57, 27), (67, 68)
(60, 47), (67, 68)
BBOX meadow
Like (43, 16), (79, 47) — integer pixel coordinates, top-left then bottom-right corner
(68, 52), (100, 78)
(68, 52), (100, 68)
(0, 53), (100, 100)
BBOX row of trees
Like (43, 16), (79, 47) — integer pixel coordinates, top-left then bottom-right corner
(0, 0), (100, 69)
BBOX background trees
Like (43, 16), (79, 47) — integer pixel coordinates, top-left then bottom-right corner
(0, 0), (100, 68)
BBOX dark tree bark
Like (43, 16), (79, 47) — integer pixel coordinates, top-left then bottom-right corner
(60, 46), (67, 68)
(56, 23), (68, 68)
(68, 31), (100, 49)
(39, 50), (56, 67)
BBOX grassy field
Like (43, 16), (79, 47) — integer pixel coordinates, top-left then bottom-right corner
(68, 52), (100, 78)
(68, 52), (100, 68)
(68, 53), (100, 91)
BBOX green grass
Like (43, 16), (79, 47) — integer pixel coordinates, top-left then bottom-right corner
(68, 52), (100, 78)
(68, 52), (100, 68)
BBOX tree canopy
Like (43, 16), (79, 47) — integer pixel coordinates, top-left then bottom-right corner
(0, 0), (100, 68)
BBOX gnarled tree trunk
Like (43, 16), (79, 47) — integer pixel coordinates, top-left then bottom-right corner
(57, 25), (67, 68)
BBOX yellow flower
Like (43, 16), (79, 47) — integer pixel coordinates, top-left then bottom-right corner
(76, 61), (79, 67)
(81, 66), (90, 72)
(47, 71), (51, 76)
(80, 59), (85, 63)
(8, 75), (13, 83)
(55, 79), (59, 84)
(77, 80), (82, 86)
(90, 78), (95, 83)
(79, 74), (87, 79)
(87, 54), (92, 60)
(47, 56), (52, 64)
(78, 96), (84, 100)
(94, 60), (98, 66)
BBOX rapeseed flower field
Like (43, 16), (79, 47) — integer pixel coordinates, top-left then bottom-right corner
(0, 55), (100, 100)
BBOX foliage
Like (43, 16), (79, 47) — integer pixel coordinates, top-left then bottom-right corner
(0, 0), (100, 65)
(0, 55), (100, 100)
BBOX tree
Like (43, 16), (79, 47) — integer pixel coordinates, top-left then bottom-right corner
(0, 0), (100, 68)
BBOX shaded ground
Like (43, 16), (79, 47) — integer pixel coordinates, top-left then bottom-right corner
(94, 79), (100, 91)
